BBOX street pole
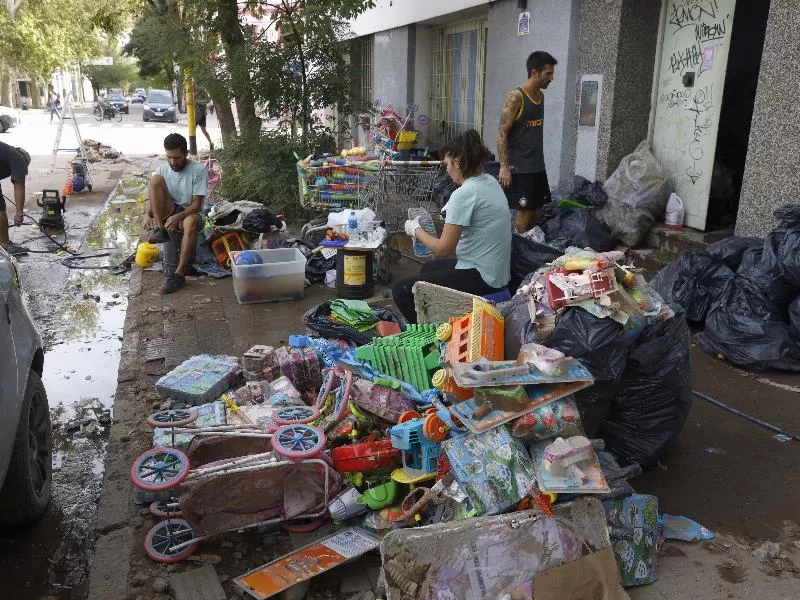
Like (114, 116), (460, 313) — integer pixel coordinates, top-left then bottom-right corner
(185, 72), (197, 155)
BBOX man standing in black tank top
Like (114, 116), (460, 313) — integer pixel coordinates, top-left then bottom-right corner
(497, 51), (557, 233)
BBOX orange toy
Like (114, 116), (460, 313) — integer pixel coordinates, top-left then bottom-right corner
(211, 231), (248, 267)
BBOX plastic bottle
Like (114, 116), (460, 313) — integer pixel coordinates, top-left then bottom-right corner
(664, 193), (684, 230)
(348, 210), (359, 238)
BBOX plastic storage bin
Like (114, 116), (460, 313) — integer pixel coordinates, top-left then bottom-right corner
(232, 248), (306, 304)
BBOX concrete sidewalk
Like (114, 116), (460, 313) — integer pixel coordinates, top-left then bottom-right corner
(89, 253), (800, 599)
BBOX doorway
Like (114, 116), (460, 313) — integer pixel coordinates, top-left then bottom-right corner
(707, 0), (770, 229)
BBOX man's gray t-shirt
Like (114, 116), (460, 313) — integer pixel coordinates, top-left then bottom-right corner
(155, 161), (208, 207)
(445, 173), (512, 289)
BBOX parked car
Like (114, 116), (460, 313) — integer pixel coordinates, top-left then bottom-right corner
(131, 88), (147, 104)
(0, 247), (52, 526)
(107, 92), (129, 114)
(0, 105), (19, 133)
(143, 89), (177, 123)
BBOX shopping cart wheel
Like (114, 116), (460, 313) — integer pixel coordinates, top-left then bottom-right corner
(282, 517), (326, 533)
(144, 519), (199, 563)
(272, 425), (326, 461)
(273, 405), (321, 426)
(149, 499), (183, 518)
(147, 409), (197, 429)
(130, 447), (190, 491)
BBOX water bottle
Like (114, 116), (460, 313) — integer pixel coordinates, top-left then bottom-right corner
(348, 210), (358, 238)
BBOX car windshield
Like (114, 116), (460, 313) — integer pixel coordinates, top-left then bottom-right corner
(109, 94), (124, 101)
(147, 93), (172, 105)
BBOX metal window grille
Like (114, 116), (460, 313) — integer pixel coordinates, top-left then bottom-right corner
(360, 35), (374, 112)
(430, 19), (488, 148)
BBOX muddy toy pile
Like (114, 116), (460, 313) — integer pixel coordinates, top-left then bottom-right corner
(129, 243), (711, 599)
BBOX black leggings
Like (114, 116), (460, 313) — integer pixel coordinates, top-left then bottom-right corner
(392, 258), (503, 324)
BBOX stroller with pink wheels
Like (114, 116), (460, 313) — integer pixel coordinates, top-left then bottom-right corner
(131, 410), (340, 563)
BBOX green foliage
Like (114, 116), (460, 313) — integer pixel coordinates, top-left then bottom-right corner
(0, 0), (138, 78)
(83, 40), (140, 94)
(215, 128), (337, 218)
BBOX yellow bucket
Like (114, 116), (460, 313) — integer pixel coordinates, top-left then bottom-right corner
(135, 242), (159, 268)
(396, 131), (417, 150)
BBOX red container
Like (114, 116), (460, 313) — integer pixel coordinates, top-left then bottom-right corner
(331, 438), (400, 473)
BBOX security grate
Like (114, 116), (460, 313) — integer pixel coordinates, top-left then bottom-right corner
(430, 19), (488, 148)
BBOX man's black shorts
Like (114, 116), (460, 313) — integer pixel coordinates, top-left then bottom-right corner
(196, 113), (207, 128)
(0, 191), (5, 212)
(504, 171), (551, 210)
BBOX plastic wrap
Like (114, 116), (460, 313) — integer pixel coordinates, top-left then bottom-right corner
(303, 301), (408, 346)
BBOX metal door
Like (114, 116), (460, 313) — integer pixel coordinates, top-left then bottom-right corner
(651, 0), (736, 230)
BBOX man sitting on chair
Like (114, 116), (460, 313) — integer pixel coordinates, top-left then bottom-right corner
(144, 133), (208, 294)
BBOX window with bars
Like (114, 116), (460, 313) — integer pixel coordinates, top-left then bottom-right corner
(352, 35), (374, 114)
(430, 19), (488, 148)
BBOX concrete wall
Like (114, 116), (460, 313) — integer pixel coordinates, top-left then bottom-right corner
(483, 0), (581, 192)
(574, 0), (660, 182)
(736, 0), (800, 237)
(412, 25), (435, 148)
(352, 0), (492, 36)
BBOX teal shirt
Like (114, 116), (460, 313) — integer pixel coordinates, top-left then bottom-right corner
(156, 161), (208, 208)
(445, 173), (512, 289)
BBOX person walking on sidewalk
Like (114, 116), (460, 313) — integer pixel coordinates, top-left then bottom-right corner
(144, 133), (208, 294)
(0, 142), (31, 256)
(497, 51), (557, 233)
(195, 94), (214, 152)
(49, 89), (61, 122)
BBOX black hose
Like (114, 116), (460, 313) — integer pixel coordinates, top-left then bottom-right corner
(692, 390), (800, 442)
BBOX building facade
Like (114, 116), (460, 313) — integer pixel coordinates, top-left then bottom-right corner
(349, 0), (795, 237)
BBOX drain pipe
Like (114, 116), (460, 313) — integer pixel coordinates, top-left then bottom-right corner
(692, 390), (800, 442)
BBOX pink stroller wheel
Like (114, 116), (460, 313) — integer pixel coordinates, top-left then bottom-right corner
(272, 425), (326, 461)
(272, 404), (320, 426)
(130, 447), (190, 491)
(144, 519), (199, 563)
(147, 409), (197, 429)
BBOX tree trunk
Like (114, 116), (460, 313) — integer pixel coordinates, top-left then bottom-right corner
(0, 66), (12, 107)
(213, 90), (237, 141)
(216, 0), (258, 131)
(30, 80), (40, 109)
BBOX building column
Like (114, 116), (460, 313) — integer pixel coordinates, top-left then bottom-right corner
(735, 0), (800, 237)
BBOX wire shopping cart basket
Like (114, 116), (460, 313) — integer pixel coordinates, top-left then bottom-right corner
(297, 158), (380, 212)
(362, 159), (441, 232)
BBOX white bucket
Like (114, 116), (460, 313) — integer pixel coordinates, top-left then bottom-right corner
(664, 193), (684, 230)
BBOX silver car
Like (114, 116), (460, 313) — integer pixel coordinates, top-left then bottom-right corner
(0, 247), (52, 525)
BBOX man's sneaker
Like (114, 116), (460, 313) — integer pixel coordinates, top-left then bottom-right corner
(160, 273), (186, 294)
(1, 242), (29, 256)
(148, 228), (170, 244)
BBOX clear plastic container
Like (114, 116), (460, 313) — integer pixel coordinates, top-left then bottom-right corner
(231, 248), (306, 304)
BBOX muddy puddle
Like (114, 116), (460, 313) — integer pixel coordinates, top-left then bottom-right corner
(0, 176), (146, 599)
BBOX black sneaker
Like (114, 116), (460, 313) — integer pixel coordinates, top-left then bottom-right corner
(160, 273), (186, 294)
(148, 228), (170, 244)
(1, 242), (28, 256)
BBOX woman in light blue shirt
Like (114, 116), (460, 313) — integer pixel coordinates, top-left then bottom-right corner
(393, 130), (512, 323)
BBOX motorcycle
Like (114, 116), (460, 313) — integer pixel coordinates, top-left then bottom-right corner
(94, 102), (122, 123)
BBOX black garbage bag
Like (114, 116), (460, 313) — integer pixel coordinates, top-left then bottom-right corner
(695, 276), (800, 371)
(599, 306), (692, 466)
(509, 234), (561, 293)
(539, 208), (614, 252)
(305, 253), (335, 284)
(774, 205), (800, 288)
(543, 309), (629, 434)
(650, 253), (734, 323)
(570, 175), (607, 208)
(705, 236), (762, 270)
(303, 302), (408, 346)
(752, 233), (798, 312)
(242, 208), (284, 233)
(789, 296), (800, 341)
(431, 167), (459, 209)
(500, 294), (539, 361)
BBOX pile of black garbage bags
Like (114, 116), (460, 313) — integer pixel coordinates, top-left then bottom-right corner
(501, 235), (691, 468)
(652, 205), (800, 372)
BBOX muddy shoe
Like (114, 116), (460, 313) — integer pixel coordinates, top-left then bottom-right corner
(1, 242), (29, 256)
(148, 228), (170, 244)
(160, 273), (186, 294)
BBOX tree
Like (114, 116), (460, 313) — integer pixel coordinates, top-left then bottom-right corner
(247, 0), (375, 146)
(83, 41), (141, 96)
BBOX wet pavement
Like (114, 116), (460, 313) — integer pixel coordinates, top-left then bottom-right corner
(0, 171), (147, 599)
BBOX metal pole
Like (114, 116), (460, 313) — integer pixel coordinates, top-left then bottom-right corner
(185, 71), (197, 155)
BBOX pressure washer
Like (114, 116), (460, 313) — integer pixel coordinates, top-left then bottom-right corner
(36, 189), (67, 230)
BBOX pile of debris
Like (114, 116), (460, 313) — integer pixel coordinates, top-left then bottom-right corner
(82, 139), (122, 162)
(127, 243), (709, 599)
